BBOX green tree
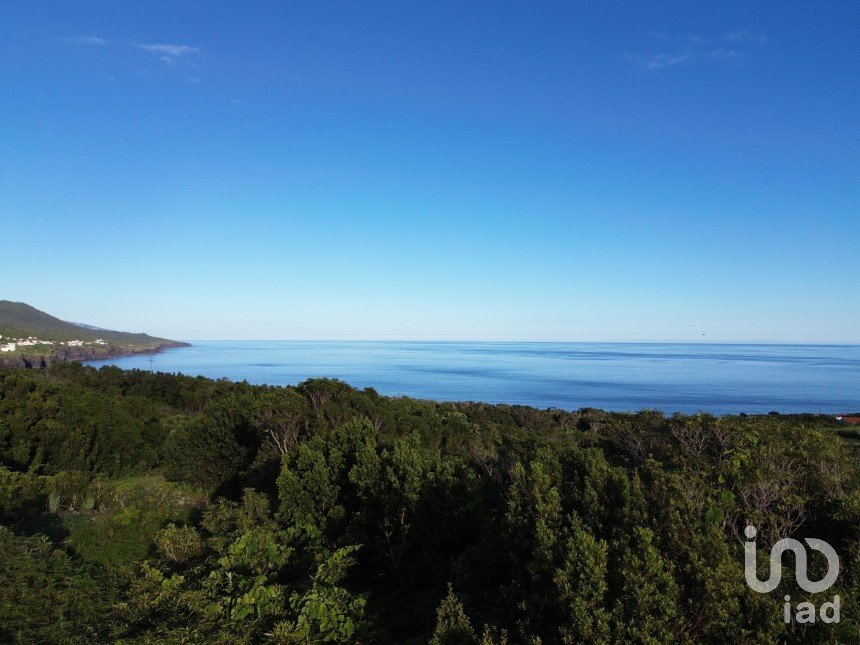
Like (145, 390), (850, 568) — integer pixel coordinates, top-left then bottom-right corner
(611, 526), (682, 643)
(554, 513), (610, 644)
(277, 435), (349, 535)
(205, 526), (292, 622)
(349, 432), (450, 583)
(163, 395), (256, 491)
(272, 545), (367, 643)
(429, 584), (478, 645)
(503, 450), (564, 638)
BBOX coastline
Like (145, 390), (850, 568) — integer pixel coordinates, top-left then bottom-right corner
(0, 340), (191, 370)
(74, 340), (860, 416)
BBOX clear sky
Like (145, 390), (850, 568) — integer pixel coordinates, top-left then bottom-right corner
(1, 1), (858, 342)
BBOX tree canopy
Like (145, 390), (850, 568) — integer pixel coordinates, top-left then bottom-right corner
(0, 362), (857, 642)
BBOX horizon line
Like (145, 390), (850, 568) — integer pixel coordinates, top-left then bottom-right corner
(167, 338), (860, 346)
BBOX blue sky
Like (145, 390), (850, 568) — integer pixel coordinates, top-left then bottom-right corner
(1, 1), (857, 342)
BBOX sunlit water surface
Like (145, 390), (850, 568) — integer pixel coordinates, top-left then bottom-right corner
(85, 341), (860, 415)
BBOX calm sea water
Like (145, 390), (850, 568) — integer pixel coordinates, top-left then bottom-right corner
(84, 341), (860, 415)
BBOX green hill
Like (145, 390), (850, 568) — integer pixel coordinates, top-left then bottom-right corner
(0, 301), (188, 366)
(0, 301), (170, 344)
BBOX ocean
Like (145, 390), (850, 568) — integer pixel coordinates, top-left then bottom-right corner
(84, 341), (860, 415)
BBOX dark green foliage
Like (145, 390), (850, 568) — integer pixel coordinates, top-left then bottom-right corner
(610, 526), (680, 642)
(0, 466), (47, 518)
(0, 364), (857, 643)
(163, 394), (259, 491)
(0, 370), (162, 476)
(0, 526), (115, 643)
(554, 514), (611, 643)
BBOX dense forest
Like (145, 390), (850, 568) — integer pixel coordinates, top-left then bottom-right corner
(0, 362), (857, 643)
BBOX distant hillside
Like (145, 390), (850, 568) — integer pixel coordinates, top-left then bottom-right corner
(0, 301), (168, 344)
(0, 301), (188, 368)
